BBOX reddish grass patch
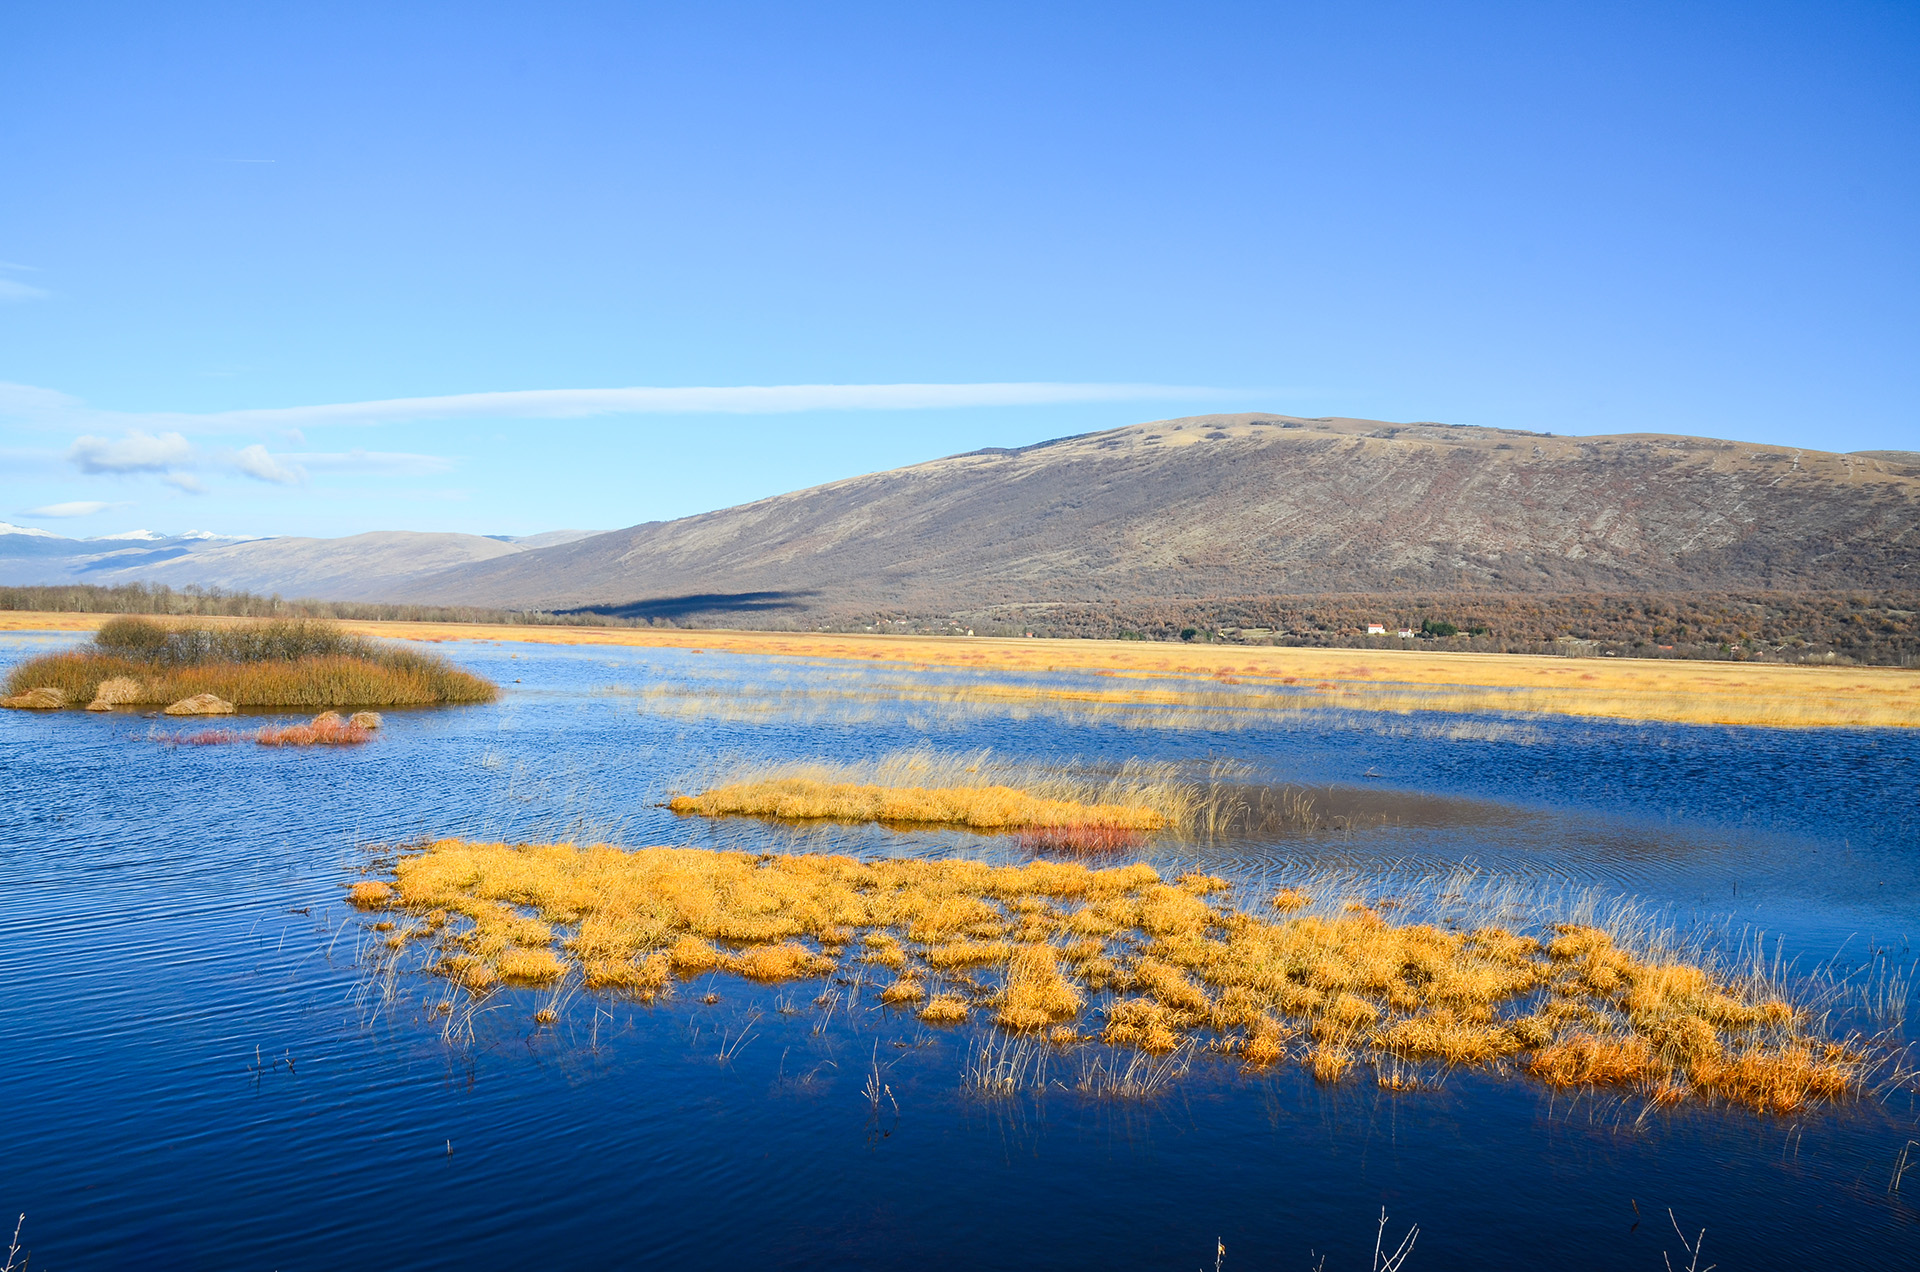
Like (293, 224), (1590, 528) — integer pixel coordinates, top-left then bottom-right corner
(152, 712), (374, 748)
(255, 713), (373, 747)
(1016, 822), (1149, 855)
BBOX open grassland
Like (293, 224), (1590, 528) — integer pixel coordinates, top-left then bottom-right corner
(5, 612), (1913, 725)
(353, 839), (1889, 1114)
(2, 617), (494, 709)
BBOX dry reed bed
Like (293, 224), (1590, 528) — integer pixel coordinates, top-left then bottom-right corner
(3, 617), (495, 709)
(352, 839), (1877, 1114)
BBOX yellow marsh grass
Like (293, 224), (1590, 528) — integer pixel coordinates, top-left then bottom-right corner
(674, 747), (1242, 836)
(670, 778), (1165, 831)
(10, 613), (1908, 726)
(635, 665), (1919, 733)
(364, 838), (1865, 1113)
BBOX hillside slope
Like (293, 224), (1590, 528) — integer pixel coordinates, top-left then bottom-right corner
(398, 415), (1920, 616)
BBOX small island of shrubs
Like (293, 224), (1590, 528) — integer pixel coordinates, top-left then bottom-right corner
(2, 617), (497, 712)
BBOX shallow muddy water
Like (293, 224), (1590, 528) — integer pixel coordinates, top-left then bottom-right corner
(2, 632), (1916, 1270)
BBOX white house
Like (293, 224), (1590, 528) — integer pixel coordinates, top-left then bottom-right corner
(1366, 623), (1386, 635)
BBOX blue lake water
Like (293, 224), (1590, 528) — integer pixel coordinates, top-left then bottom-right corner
(2, 632), (1916, 1269)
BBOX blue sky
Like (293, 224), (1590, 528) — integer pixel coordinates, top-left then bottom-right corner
(2, 1), (1915, 538)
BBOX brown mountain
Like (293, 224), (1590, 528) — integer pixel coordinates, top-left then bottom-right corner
(394, 414), (1920, 620)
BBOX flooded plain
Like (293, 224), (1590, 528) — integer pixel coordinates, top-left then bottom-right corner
(2, 631), (1916, 1269)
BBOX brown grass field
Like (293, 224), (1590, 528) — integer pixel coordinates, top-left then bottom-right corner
(354, 838), (1873, 1113)
(4, 612), (1914, 726)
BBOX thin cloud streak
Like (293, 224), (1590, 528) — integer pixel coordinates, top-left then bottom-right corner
(25, 500), (122, 517)
(2, 380), (1255, 433)
(289, 449), (456, 476)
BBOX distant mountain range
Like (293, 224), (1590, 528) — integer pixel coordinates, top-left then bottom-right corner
(0, 525), (603, 600)
(6, 414), (1918, 620)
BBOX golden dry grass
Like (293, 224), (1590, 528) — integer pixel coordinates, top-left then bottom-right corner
(669, 778), (1165, 831)
(8, 611), (1908, 726)
(674, 748), (1244, 837)
(359, 838), (1867, 1112)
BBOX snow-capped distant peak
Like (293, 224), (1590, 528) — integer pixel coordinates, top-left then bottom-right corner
(0, 520), (64, 539)
(178, 529), (251, 541)
(89, 529), (167, 541)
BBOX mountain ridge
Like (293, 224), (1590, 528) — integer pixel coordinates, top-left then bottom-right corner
(393, 414), (1920, 617)
(8, 414), (1916, 618)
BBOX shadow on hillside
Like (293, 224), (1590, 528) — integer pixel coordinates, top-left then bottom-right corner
(558, 590), (818, 621)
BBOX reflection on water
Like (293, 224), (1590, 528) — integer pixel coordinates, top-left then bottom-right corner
(1, 633), (1916, 1269)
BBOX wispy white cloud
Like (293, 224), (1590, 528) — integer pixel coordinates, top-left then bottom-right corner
(3, 380), (1249, 434)
(232, 443), (305, 485)
(51, 424), (454, 492)
(289, 449), (455, 477)
(25, 500), (124, 517)
(69, 430), (194, 474)
(0, 278), (50, 303)
(0, 262), (48, 303)
(0, 383), (87, 424)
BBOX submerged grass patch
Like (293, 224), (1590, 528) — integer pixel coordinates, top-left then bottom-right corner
(359, 838), (1880, 1114)
(3, 617), (494, 709)
(1015, 823), (1151, 855)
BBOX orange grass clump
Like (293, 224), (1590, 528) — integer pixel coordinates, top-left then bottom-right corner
(356, 840), (1867, 1113)
(255, 712), (374, 747)
(668, 778), (1165, 831)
